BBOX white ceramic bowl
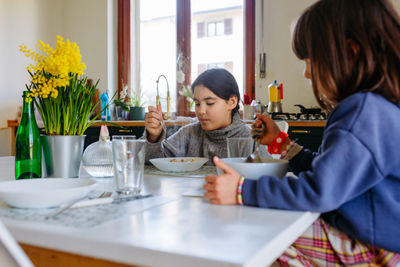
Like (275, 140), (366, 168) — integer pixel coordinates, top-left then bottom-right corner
(0, 178), (96, 209)
(217, 157), (289, 179)
(150, 157), (209, 172)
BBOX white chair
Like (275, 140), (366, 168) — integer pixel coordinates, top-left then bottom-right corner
(275, 120), (289, 133)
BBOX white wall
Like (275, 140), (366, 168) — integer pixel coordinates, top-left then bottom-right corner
(255, 0), (319, 113)
(62, 0), (115, 95)
(0, 0), (117, 156)
(394, 0), (400, 12)
(0, 0), (63, 156)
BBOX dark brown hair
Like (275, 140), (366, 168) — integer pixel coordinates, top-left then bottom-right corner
(292, 0), (400, 110)
(191, 68), (240, 116)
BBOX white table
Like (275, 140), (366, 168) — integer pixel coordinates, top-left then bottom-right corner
(0, 157), (319, 267)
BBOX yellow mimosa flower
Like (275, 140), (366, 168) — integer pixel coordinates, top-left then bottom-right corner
(20, 35), (100, 136)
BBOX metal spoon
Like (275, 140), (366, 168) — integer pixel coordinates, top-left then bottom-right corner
(160, 120), (178, 155)
(245, 139), (262, 163)
(245, 119), (266, 163)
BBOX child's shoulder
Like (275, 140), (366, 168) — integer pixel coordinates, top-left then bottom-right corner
(337, 92), (397, 116)
(327, 92), (367, 127)
(328, 92), (399, 131)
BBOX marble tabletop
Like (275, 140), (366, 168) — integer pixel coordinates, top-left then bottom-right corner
(0, 157), (319, 267)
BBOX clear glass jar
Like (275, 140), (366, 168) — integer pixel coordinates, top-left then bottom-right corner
(81, 134), (113, 177)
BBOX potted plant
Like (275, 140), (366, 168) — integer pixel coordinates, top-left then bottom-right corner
(19, 36), (101, 178)
(113, 98), (130, 120)
(129, 91), (145, 120)
(112, 85), (129, 120)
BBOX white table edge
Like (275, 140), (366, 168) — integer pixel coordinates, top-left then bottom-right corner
(245, 211), (319, 267)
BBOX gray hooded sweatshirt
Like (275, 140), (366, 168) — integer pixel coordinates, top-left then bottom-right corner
(145, 112), (251, 165)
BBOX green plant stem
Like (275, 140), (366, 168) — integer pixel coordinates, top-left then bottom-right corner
(32, 73), (101, 135)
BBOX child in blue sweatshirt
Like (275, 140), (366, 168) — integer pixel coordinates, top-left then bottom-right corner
(204, 0), (400, 265)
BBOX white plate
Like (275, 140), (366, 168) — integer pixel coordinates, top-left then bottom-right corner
(0, 178), (96, 209)
(150, 157), (209, 172)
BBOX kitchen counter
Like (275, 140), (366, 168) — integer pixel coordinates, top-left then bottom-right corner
(7, 118), (325, 129)
(89, 119), (327, 127)
(7, 119), (326, 155)
(0, 157), (319, 267)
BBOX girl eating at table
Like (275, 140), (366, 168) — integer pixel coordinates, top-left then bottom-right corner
(203, 0), (400, 265)
(144, 68), (251, 164)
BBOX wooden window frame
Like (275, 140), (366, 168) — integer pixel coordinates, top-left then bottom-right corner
(176, 0), (192, 116)
(118, 0), (255, 115)
(245, 0), (255, 101)
(118, 0), (131, 98)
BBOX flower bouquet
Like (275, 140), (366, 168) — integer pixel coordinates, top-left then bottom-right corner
(19, 36), (101, 177)
(20, 35), (101, 135)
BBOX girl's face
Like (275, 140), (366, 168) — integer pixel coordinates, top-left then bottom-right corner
(193, 85), (237, 131)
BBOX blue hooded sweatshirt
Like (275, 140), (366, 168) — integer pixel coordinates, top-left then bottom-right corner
(243, 92), (400, 253)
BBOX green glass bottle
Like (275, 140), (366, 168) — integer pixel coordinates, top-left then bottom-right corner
(15, 91), (41, 179)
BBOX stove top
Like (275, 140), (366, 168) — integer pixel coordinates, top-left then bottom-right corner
(269, 112), (327, 121)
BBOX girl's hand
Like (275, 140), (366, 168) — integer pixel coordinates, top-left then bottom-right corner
(252, 114), (282, 146)
(203, 156), (241, 205)
(144, 104), (163, 142)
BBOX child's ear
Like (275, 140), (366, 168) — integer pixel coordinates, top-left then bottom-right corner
(227, 95), (238, 110)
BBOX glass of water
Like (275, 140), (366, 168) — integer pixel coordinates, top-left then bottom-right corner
(227, 137), (254, 158)
(112, 136), (146, 196)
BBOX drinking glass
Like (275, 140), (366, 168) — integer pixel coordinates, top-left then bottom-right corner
(227, 137), (254, 158)
(112, 136), (146, 196)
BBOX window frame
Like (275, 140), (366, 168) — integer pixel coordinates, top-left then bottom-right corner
(118, 0), (255, 116)
(118, 0), (131, 98)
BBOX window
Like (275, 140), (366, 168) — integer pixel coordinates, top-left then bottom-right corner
(191, 1), (244, 100)
(206, 21), (224, 37)
(138, 0), (177, 113)
(119, 0), (254, 116)
(198, 18), (233, 37)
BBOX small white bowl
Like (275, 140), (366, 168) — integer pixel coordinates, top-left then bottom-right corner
(0, 178), (96, 209)
(150, 157), (209, 172)
(217, 157), (289, 179)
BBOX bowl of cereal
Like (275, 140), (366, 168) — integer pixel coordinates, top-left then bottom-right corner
(149, 157), (209, 172)
(217, 158), (289, 179)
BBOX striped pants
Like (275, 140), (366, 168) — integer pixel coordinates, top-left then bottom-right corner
(272, 218), (400, 267)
